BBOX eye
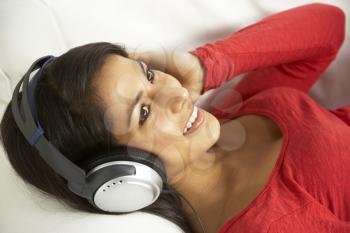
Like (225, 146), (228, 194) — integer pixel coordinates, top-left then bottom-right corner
(138, 61), (153, 126)
(139, 104), (151, 126)
(146, 67), (155, 83)
(141, 61), (154, 84)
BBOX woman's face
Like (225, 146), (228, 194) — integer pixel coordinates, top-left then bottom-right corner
(95, 54), (220, 183)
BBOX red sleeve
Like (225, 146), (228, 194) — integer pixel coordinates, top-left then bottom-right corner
(189, 3), (345, 101)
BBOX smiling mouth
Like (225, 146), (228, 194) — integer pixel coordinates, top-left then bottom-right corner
(183, 104), (195, 134)
(183, 105), (204, 135)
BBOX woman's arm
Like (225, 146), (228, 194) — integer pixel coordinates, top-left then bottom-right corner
(189, 3), (345, 100)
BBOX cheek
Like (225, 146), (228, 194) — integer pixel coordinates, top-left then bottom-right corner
(153, 128), (182, 148)
(152, 113), (180, 136)
(130, 124), (181, 153)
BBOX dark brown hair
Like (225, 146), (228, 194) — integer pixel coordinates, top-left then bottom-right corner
(0, 42), (194, 232)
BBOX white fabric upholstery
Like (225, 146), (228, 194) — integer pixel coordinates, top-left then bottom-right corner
(0, 0), (349, 232)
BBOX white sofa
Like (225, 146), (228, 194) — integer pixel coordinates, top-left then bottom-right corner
(1, 0), (349, 232)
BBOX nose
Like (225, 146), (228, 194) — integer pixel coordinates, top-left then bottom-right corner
(153, 85), (189, 114)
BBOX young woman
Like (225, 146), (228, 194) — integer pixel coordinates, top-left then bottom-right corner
(1, 3), (348, 233)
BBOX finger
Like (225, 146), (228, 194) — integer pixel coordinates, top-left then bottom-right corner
(129, 51), (151, 61)
(135, 52), (153, 64)
(129, 52), (139, 60)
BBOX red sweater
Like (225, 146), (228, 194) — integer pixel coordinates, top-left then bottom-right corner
(189, 3), (349, 233)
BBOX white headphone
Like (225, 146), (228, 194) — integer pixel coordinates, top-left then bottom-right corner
(11, 55), (205, 232)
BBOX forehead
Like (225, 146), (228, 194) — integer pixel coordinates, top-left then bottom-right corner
(96, 54), (145, 137)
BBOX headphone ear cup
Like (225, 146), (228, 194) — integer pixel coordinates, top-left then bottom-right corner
(78, 152), (114, 174)
(76, 146), (166, 213)
(77, 145), (167, 183)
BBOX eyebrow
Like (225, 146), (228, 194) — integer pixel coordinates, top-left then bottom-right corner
(127, 61), (147, 129)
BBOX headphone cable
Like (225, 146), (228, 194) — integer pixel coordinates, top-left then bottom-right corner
(162, 187), (206, 233)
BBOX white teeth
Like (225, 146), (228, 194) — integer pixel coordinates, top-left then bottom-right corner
(183, 106), (198, 134)
(189, 107), (198, 123)
(186, 121), (193, 129)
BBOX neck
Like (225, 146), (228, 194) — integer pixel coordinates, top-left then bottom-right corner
(170, 143), (231, 233)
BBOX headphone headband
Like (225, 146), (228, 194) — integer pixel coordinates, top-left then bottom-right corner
(11, 55), (88, 187)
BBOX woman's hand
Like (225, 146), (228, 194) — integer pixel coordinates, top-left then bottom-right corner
(129, 50), (205, 103)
